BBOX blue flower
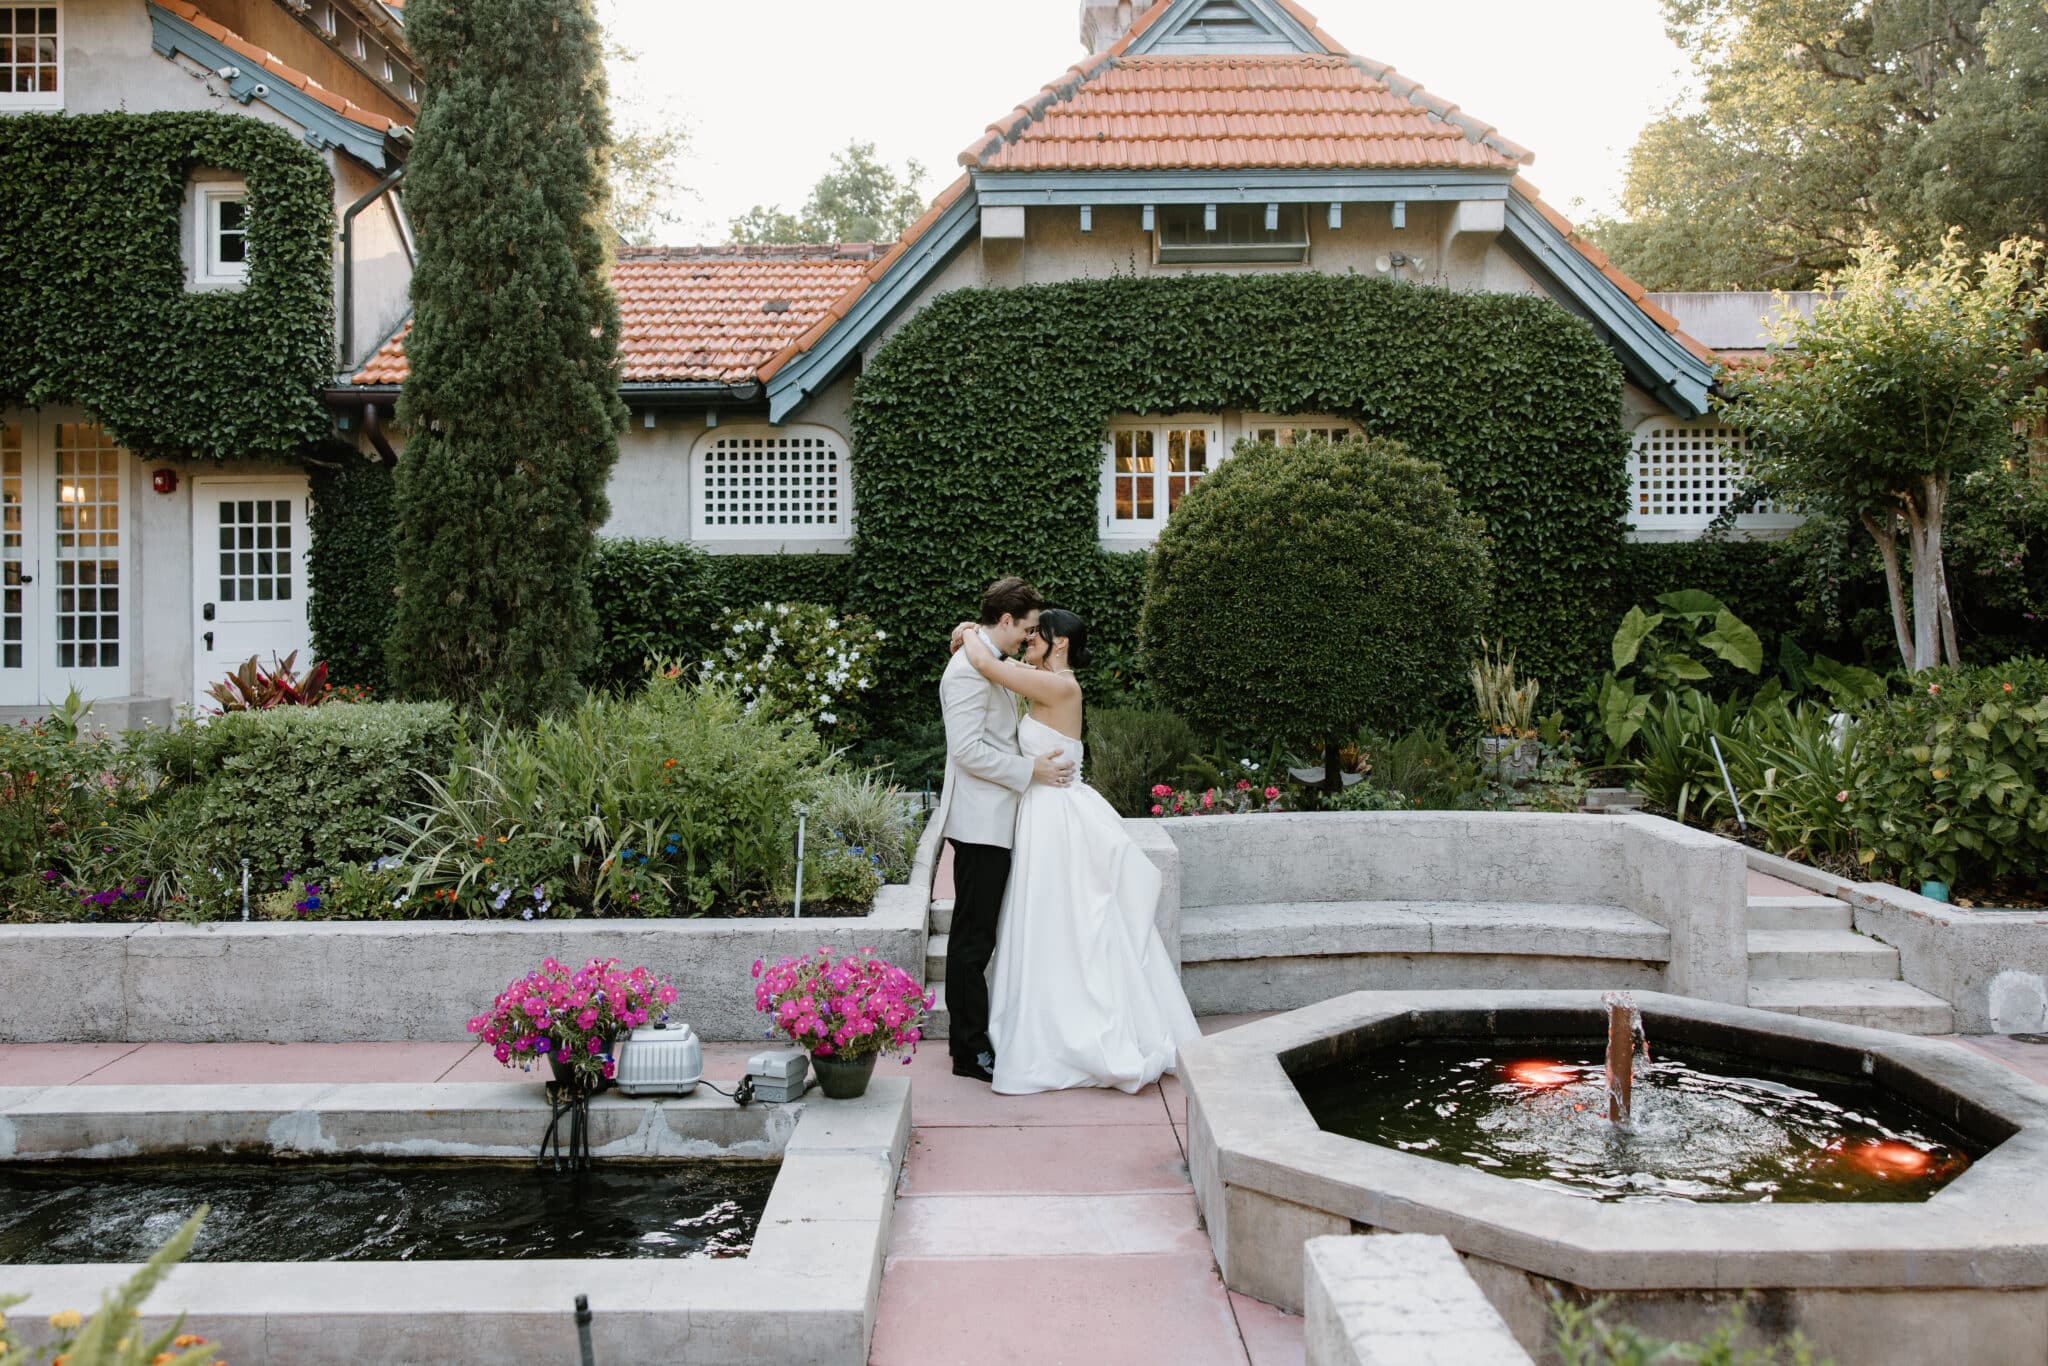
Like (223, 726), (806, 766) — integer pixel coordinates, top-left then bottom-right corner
(521, 906), (535, 922)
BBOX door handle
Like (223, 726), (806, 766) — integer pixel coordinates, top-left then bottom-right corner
(17, 573), (30, 585)
(203, 631), (214, 652)
(202, 602), (216, 621)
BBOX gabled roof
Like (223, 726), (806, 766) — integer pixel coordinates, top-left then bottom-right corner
(351, 244), (892, 387)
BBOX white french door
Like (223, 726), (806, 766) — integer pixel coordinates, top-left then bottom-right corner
(0, 416), (131, 708)
(190, 477), (311, 704)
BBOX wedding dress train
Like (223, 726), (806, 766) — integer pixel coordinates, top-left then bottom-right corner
(987, 714), (1201, 1095)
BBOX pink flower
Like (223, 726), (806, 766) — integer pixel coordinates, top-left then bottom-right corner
(1150, 804), (1163, 815)
(1201, 792), (1214, 808)
(1263, 786), (1280, 800)
(1928, 683), (1941, 695)
(577, 1008), (599, 1030)
(1836, 791), (1849, 803)
(1151, 783), (1173, 797)
(586, 1037), (603, 1053)
(493, 1044), (511, 1063)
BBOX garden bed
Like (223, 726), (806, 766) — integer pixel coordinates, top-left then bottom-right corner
(0, 885), (925, 1044)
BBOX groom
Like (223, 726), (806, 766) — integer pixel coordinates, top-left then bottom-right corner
(933, 576), (1075, 1083)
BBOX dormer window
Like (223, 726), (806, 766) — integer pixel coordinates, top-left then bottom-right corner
(1, 4), (61, 110)
(1155, 203), (1309, 265)
(195, 183), (249, 286)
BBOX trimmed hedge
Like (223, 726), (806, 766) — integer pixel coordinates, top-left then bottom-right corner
(141, 702), (461, 884)
(849, 273), (1632, 709)
(307, 455), (398, 694)
(0, 112), (333, 461)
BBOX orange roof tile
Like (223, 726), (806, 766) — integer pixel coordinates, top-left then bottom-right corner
(962, 54), (1524, 173)
(351, 244), (893, 386)
(156, 0), (402, 136)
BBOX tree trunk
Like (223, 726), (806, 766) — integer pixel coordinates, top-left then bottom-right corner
(1861, 508), (1914, 671)
(1900, 490), (1941, 673)
(1928, 474), (1962, 666)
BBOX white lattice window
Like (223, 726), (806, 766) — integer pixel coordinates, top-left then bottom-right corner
(1099, 417), (1223, 539)
(1629, 418), (1797, 536)
(1245, 416), (1357, 448)
(690, 425), (849, 541)
(52, 422), (121, 671)
(1, 423), (21, 672)
(1, 4), (60, 109)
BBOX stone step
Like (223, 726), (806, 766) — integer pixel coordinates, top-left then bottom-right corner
(927, 931), (948, 983)
(1746, 928), (1900, 981)
(1746, 895), (1853, 931)
(929, 897), (954, 936)
(1181, 900), (1671, 965)
(926, 981), (949, 1041)
(1747, 979), (1955, 1035)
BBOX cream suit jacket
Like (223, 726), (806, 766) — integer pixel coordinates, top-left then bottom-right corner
(912, 647), (1034, 896)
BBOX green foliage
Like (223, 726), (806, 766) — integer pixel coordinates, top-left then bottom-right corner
(0, 1208), (221, 1366)
(1584, 0), (2028, 290)
(805, 768), (920, 885)
(587, 539), (852, 689)
(1721, 235), (2048, 672)
(704, 602), (886, 740)
(1336, 727), (1487, 811)
(389, 0), (628, 717)
(1145, 434), (1492, 753)
(1598, 591), (1763, 752)
(1472, 637), (1541, 738)
(0, 112), (333, 460)
(729, 140), (927, 244)
(850, 717), (948, 793)
(0, 708), (154, 882)
(140, 702), (460, 888)
(1085, 706), (1205, 816)
(789, 841), (885, 909)
(849, 273), (1631, 718)
(307, 456), (397, 694)
(1854, 658), (2048, 889)
(1551, 1292), (1828, 1365)
(390, 669), (831, 916)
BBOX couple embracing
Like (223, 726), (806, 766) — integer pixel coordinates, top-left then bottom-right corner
(912, 576), (1199, 1093)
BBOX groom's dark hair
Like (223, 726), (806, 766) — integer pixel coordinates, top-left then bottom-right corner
(979, 576), (1044, 625)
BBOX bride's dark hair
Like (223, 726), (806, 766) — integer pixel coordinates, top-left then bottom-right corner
(1036, 608), (1090, 668)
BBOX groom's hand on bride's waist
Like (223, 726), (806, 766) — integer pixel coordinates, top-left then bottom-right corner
(1031, 754), (1076, 787)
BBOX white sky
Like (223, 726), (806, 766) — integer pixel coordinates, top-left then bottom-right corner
(598, 0), (1691, 245)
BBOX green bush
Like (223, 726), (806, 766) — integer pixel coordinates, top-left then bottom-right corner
(389, 670), (832, 916)
(0, 694), (155, 881)
(704, 602), (886, 740)
(139, 702), (460, 887)
(307, 454), (397, 694)
(1854, 658), (2048, 891)
(806, 768), (920, 884)
(1085, 706), (1204, 816)
(1144, 435), (1493, 765)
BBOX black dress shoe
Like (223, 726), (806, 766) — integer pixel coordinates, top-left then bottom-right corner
(951, 1052), (995, 1083)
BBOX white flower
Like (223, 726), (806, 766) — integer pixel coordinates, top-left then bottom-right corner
(875, 630), (887, 641)
(777, 605), (790, 617)
(826, 618), (839, 630)
(819, 711), (838, 725)
(858, 678), (871, 690)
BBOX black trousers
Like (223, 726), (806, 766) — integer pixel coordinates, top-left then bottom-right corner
(945, 838), (1011, 1061)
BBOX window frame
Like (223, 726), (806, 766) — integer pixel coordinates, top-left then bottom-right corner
(194, 182), (251, 286)
(1098, 415), (1223, 547)
(1153, 203), (1310, 266)
(0, 3), (63, 111)
(687, 423), (853, 548)
(1627, 416), (1802, 541)
(1241, 415), (1359, 448)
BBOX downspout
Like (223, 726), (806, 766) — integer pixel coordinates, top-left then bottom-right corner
(362, 400), (399, 468)
(341, 165), (405, 371)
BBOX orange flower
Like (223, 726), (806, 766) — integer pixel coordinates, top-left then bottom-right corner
(173, 1336), (207, 1348)
(483, 858), (493, 865)
(663, 758), (677, 768)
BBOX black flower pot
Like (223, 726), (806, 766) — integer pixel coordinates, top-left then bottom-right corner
(809, 1050), (878, 1099)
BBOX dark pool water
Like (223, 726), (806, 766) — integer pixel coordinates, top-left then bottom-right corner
(0, 1160), (778, 1262)
(1294, 1039), (1980, 1204)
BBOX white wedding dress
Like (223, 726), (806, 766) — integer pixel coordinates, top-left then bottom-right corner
(987, 714), (1201, 1095)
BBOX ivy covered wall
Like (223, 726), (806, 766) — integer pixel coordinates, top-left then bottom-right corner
(848, 272), (1635, 705)
(0, 112), (334, 461)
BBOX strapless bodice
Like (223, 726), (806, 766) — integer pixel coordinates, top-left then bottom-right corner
(1019, 712), (1083, 764)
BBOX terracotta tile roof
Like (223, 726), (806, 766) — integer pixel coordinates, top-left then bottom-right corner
(351, 243), (894, 386)
(1511, 177), (1717, 365)
(963, 54), (1525, 172)
(155, 0), (404, 136)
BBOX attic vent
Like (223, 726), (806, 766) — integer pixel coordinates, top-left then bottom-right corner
(1186, 2), (1263, 36)
(762, 299), (792, 314)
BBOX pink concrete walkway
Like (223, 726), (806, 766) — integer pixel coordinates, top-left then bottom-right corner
(9, 1017), (1304, 1366)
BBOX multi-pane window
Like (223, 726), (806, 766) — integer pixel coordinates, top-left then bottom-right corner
(1629, 418), (1798, 536)
(1103, 420), (1220, 535)
(52, 423), (119, 671)
(0, 5), (59, 107)
(218, 498), (293, 604)
(195, 185), (249, 284)
(1, 424), (20, 671)
(1155, 203), (1309, 264)
(691, 427), (849, 540)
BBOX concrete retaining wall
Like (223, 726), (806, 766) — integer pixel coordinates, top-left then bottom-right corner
(1304, 1234), (1532, 1366)
(0, 885), (924, 1044)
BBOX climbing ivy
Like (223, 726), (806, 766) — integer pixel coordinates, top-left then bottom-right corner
(849, 273), (1634, 707)
(308, 454), (398, 694)
(0, 112), (335, 461)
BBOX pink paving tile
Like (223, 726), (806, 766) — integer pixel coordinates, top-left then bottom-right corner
(899, 1048), (1170, 1128)
(889, 1192), (1208, 1260)
(933, 839), (955, 902)
(1162, 1071), (1188, 1122)
(4, 1043), (145, 1087)
(1748, 869), (1815, 896)
(899, 1124), (1189, 1196)
(1951, 1035), (2048, 1086)
(78, 1042), (474, 1086)
(1200, 1012), (1277, 1037)
(870, 1253), (1249, 1366)
(1231, 1291), (1307, 1366)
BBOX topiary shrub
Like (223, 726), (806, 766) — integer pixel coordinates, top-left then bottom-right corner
(1143, 435), (1492, 781)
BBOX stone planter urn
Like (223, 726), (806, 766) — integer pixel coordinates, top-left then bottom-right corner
(1478, 736), (1538, 785)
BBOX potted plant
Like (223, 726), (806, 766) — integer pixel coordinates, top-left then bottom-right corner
(468, 955), (679, 1095)
(751, 947), (930, 1099)
(1472, 637), (1541, 785)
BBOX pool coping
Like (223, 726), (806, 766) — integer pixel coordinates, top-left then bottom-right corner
(0, 1077), (911, 1366)
(1182, 990), (2048, 1298)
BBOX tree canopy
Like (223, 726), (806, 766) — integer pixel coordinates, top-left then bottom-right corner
(729, 140), (928, 245)
(1587, 0), (2048, 290)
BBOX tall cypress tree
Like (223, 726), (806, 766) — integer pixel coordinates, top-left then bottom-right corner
(389, 0), (626, 716)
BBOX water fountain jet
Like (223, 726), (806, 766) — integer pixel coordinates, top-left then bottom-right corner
(1601, 990), (1645, 1127)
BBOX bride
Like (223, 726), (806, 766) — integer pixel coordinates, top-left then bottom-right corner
(949, 610), (1200, 1095)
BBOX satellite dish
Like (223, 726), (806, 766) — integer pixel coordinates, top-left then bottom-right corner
(1374, 253), (1392, 273)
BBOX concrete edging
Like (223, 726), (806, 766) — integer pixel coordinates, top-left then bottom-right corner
(1304, 1234), (1532, 1366)
(0, 884), (925, 1044)
(0, 1076), (913, 1366)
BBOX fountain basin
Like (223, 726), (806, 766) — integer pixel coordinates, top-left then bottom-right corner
(0, 1079), (908, 1365)
(1184, 991), (2048, 1364)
